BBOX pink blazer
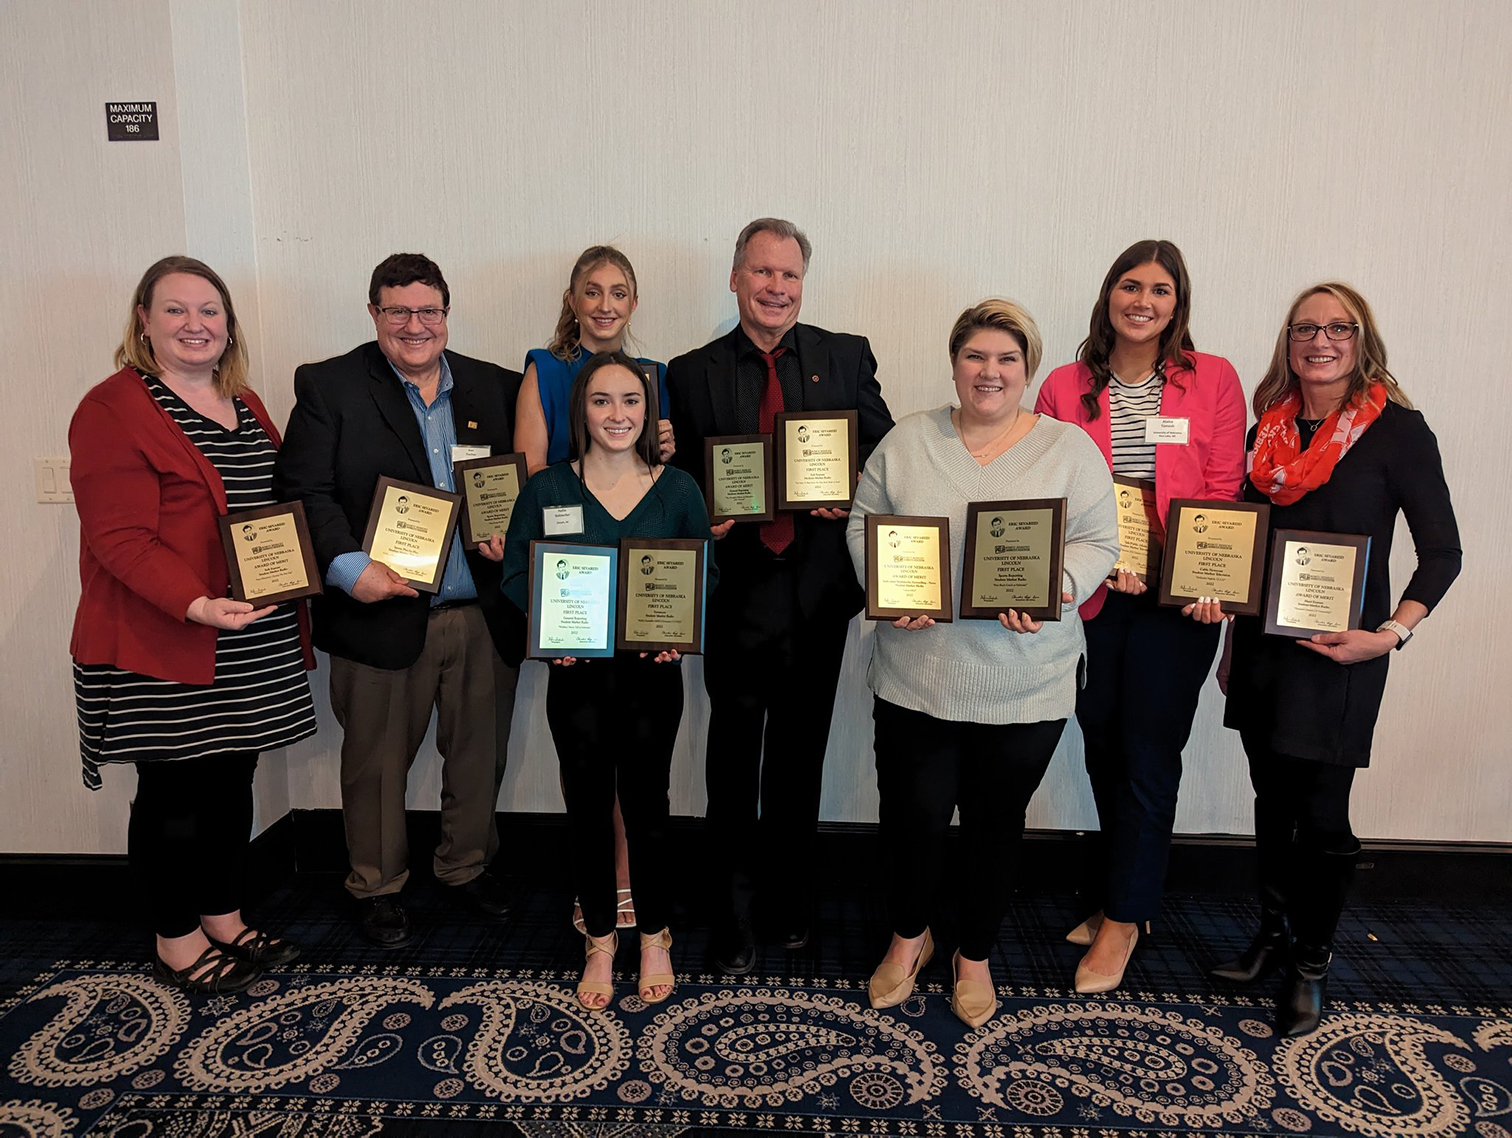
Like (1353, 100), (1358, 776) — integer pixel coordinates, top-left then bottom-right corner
(1033, 351), (1247, 619)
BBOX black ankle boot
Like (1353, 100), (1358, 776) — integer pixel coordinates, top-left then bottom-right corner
(1209, 903), (1288, 983)
(1276, 944), (1330, 1036)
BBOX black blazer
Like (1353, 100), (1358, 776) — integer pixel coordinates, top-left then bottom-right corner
(273, 341), (523, 670)
(667, 323), (892, 621)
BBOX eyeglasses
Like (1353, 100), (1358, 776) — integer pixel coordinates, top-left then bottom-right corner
(376, 305), (449, 326)
(1288, 321), (1358, 342)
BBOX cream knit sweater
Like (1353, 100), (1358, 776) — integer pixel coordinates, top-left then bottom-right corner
(845, 406), (1118, 724)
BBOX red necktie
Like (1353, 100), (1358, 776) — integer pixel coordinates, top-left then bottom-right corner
(757, 348), (794, 554)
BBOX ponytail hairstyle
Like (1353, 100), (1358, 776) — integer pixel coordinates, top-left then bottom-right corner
(546, 245), (639, 361)
(1252, 282), (1412, 418)
(1076, 239), (1195, 421)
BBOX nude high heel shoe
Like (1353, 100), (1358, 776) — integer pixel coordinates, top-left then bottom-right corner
(1074, 924), (1138, 994)
(867, 929), (934, 1008)
(950, 951), (998, 1028)
(1065, 910), (1104, 946)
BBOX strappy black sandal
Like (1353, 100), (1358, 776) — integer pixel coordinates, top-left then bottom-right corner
(207, 926), (301, 969)
(152, 945), (261, 994)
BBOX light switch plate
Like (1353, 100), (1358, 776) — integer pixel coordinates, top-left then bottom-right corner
(35, 457), (73, 503)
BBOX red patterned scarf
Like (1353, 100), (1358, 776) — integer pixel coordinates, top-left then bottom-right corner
(1249, 382), (1387, 505)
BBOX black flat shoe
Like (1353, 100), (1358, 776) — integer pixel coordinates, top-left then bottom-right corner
(153, 945), (261, 994)
(358, 895), (412, 948)
(446, 871), (514, 919)
(208, 927), (301, 969)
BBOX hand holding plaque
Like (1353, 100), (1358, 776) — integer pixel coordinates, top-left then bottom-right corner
(704, 435), (773, 523)
(617, 538), (709, 652)
(528, 540), (619, 659)
(219, 501), (323, 605)
(1111, 476), (1162, 584)
(1263, 529), (1370, 638)
(454, 454), (527, 546)
(864, 514), (953, 621)
(360, 476), (463, 594)
(960, 499), (1066, 621)
(775, 410), (858, 510)
(1157, 499), (1270, 616)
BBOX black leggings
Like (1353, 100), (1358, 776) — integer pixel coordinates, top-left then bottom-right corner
(546, 655), (684, 939)
(130, 752), (259, 938)
(873, 698), (1066, 960)
(1242, 733), (1358, 854)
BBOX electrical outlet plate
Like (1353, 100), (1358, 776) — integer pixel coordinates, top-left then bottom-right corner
(35, 457), (73, 503)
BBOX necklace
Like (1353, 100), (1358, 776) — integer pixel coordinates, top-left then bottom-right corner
(955, 407), (1023, 459)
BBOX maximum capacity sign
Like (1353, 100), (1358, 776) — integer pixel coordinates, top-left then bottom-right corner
(106, 102), (158, 141)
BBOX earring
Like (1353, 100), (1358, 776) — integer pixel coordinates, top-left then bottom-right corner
(139, 332), (149, 344)
(227, 335), (234, 347)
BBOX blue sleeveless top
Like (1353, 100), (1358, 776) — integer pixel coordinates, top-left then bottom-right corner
(526, 348), (671, 465)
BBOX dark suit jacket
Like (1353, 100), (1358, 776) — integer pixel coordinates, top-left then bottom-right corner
(273, 341), (523, 670)
(666, 323), (892, 621)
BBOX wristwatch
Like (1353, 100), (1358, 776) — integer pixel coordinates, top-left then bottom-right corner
(1376, 619), (1413, 649)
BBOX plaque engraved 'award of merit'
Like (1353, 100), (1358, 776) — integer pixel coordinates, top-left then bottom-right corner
(959, 498), (1067, 622)
(704, 434), (774, 523)
(774, 410), (858, 510)
(617, 538), (709, 653)
(528, 541), (619, 659)
(359, 476), (463, 595)
(219, 501), (324, 605)
(864, 514), (953, 622)
(1112, 475), (1162, 582)
(1263, 529), (1370, 638)
(453, 453), (527, 546)
(1158, 499), (1270, 615)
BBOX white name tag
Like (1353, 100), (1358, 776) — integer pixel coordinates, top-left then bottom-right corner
(1144, 416), (1190, 444)
(543, 505), (585, 536)
(451, 444), (490, 461)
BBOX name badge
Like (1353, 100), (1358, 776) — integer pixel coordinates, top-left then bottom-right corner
(1144, 416), (1190, 444)
(543, 505), (585, 536)
(451, 444), (490, 462)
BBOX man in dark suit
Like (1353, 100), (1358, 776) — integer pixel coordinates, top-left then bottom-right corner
(274, 253), (523, 948)
(668, 218), (893, 973)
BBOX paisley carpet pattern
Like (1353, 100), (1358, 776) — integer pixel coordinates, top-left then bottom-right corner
(2, 961), (1508, 1136)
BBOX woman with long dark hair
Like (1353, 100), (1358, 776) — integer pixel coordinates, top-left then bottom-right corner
(1215, 282), (1459, 1035)
(1035, 240), (1246, 992)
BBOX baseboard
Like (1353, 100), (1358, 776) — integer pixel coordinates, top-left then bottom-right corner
(7, 810), (1508, 913)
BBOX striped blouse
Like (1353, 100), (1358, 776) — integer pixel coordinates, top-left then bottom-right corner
(1107, 372), (1164, 479)
(74, 375), (316, 789)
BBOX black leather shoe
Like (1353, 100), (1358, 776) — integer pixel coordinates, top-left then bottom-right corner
(358, 896), (412, 948)
(1276, 945), (1331, 1036)
(775, 923), (810, 950)
(714, 919), (756, 976)
(447, 871), (514, 919)
(1209, 906), (1289, 983)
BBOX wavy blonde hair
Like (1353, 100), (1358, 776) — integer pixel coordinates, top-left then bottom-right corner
(948, 298), (1044, 379)
(546, 245), (640, 361)
(1252, 282), (1412, 417)
(115, 256), (249, 398)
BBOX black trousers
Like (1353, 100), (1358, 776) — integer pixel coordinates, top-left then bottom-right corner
(546, 654), (684, 939)
(1242, 734), (1358, 853)
(873, 697), (1066, 960)
(130, 751), (259, 938)
(1076, 590), (1220, 922)
(702, 562), (852, 925)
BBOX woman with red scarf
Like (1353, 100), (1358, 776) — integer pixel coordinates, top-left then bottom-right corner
(1215, 282), (1460, 1036)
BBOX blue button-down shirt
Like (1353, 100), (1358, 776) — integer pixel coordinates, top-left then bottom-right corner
(326, 355), (478, 604)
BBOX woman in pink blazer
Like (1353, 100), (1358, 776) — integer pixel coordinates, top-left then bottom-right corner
(1034, 240), (1246, 993)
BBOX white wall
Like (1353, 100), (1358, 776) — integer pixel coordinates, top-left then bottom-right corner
(3, 0), (1509, 853)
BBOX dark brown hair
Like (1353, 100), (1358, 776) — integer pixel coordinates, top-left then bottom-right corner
(567, 350), (660, 468)
(1077, 240), (1196, 420)
(368, 253), (450, 308)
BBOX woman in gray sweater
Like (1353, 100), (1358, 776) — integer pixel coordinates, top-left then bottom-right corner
(845, 299), (1118, 1027)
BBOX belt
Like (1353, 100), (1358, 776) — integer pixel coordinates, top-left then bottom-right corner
(430, 597), (479, 613)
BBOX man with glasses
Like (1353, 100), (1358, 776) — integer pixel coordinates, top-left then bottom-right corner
(275, 253), (523, 947)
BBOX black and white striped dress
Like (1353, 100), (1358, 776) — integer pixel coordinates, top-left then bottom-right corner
(74, 376), (318, 789)
(1107, 371), (1165, 479)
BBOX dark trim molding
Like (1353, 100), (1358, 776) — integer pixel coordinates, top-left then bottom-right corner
(8, 809), (1509, 912)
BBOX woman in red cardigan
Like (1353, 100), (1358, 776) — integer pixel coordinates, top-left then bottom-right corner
(70, 256), (317, 993)
(1035, 240), (1246, 993)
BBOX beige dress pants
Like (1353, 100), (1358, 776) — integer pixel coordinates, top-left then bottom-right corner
(329, 604), (518, 898)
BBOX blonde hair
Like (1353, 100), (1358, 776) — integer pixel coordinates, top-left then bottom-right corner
(1252, 281), (1412, 417)
(546, 245), (639, 361)
(115, 256), (249, 398)
(948, 298), (1044, 379)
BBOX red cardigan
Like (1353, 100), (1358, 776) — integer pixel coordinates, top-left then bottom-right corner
(1034, 352), (1247, 619)
(69, 367), (315, 684)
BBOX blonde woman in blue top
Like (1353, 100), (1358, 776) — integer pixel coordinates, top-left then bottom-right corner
(514, 245), (675, 936)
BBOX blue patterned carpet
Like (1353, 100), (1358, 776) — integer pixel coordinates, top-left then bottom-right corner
(2, 866), (1510, 1136)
